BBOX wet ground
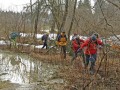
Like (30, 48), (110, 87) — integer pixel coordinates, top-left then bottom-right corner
(0, 50), (65, 90)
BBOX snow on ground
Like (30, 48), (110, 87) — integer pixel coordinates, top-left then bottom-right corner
(35, 45), (43, 48)
(0, 33), (88, 49)
(20, 33), (88, 40)
(109, 35), (120, 41)
(0, 40), (10, 45)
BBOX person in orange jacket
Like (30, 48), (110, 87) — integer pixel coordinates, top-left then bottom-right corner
(57, 31), (67, 59)
(79, 34), (103, 74)
(71, 35), (85, 64)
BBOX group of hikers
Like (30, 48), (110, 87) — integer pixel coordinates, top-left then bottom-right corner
(41, 31), (103, 74)
(10, 31), (103, 75)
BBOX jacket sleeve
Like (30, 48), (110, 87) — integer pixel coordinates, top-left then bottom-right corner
(97, 39), (103, 45)
(80, 39), (84, 43)
(72, 40), (79, 48)
(80, 39), (90, 49)
(57, 35), (61, 42)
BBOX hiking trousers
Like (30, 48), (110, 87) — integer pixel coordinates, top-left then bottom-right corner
(85, 54), (97, 71)
(61, 46), (66, 59)
(42, 42), (47, 49)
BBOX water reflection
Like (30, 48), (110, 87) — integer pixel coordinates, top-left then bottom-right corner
(0, 50), (58, 84)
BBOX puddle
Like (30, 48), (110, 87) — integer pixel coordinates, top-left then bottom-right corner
(0, 50), (64, 90)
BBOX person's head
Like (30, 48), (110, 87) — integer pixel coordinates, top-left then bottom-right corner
(61, 31), (65, 36)
(91, 35), (97, 42)
(46, 33), (49, 36)
(75, 35), (80, 40)
(93, 33), (99, 38)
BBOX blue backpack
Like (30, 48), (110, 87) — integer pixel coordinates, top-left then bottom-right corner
(10, 32), (20, 39)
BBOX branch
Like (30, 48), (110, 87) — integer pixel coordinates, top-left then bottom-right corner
(98, 0), (120, 41)
(105, 0), (120, 10)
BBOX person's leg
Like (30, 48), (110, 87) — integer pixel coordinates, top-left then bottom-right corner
(60, 46), (64, 59)
(71, 51), (77, 63)
(63, 46), (66, 59)
(12, 39), (16, 48)
(42, 42), (45, 49)
(80, 50), (85, 65)
(45, 42), (47, 49)
(85, 54), (90, 69)
(89, 54), (97, 74)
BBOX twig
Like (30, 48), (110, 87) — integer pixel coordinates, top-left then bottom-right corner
(83, 47), (109, 90)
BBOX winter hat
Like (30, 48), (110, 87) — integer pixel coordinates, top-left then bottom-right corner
(91, 35), (97, 41)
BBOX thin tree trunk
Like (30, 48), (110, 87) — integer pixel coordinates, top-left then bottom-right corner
(68, 0), (77, 40)
(30, 0), (33, 36)
(59, 0), (69, 32)
(33, 0), (40, 44)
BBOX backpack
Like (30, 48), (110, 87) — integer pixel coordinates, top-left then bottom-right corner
(57, 34), (67, 42)
(10, 32), (20, 39)
(41, 35), (45, 41)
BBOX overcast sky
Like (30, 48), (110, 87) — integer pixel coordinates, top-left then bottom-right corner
(0, 0), (94, 12)
(0, 0), (36, 12)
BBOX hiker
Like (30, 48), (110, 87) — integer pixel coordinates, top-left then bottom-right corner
(71, 35), (85, 64)
(57, 31), (67, 59)
(41, 33), (49, 49)
(10, 32), (20, 48)
(79, 34), (103, 74)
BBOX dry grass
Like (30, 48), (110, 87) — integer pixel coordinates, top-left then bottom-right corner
(0, 45), (120, 90)
(29, 51), (120, 90)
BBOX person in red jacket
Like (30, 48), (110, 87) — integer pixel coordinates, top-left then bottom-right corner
(71, 35), (85, 64)
(80, 34), (103, 74)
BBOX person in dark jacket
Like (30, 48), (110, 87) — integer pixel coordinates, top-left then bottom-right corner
(80, 35), (103, 74)
(42, 33), (49, 49)
(71, 35), (85, 64)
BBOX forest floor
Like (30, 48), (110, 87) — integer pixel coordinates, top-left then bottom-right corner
(29, 51), (120, 90)
(0, 45), (120, 90)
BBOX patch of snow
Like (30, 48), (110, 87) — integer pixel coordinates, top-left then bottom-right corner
(35, 45), (43, 48)
(36, 34), (43, 39)
(0, 40), (10, 45)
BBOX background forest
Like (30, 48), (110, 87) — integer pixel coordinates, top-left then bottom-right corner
(0, 0), (120, 90)
(0, 0), (120, 41)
